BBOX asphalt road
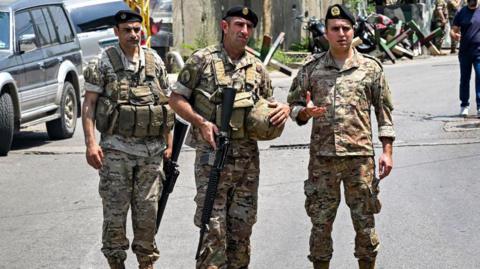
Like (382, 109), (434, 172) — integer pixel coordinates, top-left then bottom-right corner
(1, 55), (479, 269)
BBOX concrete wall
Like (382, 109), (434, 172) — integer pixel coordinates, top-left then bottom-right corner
(172, 0), (341, 53)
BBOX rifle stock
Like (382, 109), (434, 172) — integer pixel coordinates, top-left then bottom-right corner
(156, 118), (189, 232)
(195, 87), (236, 260)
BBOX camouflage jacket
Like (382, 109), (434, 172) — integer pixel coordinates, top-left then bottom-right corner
(84, 44), (169, 157)
(287, 50), (395, 157)
(172, 44), (273, 156)
(434, 0), (449, 21)
(447, 0), (460, 19)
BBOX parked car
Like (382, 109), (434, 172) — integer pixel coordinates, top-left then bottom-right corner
(0, 0), (84, 156)
(64, 0), (130, 67)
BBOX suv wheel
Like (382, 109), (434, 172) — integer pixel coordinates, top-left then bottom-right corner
(46, 82), (77, 139)
(0, 92), (14, 156)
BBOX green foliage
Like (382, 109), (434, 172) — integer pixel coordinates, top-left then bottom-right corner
(181, 29), (214, 55)
(272, 50), (297, 66)
(345, 0), (376, 16)
(180, 43), (196, 52)
(289, 37), (310, 52)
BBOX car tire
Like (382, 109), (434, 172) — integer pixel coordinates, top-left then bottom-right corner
(46, 81), (77, 139)
(0, 92), (15, 156)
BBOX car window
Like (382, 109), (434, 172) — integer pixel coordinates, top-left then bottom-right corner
(42, 7), (59, 44)
(48, 5), (74, 43)
(68, 1), (130, 33)
(0, 12), (10, 49)
(15, 11), (38, 52)
(31, 8), (52, 46)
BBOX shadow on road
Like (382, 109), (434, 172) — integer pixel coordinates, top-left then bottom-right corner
(10, 131), (51, 150)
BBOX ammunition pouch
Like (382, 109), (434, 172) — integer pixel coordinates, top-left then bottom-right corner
(245, 97), (285, 141)
(95, 46), (175, 138)
(114, 104), (174, 137)
(96, 98), (175, 138)
(129, 85), (155, 105)
(364, 177), (382, 214)
(215, 91), (255, 140)
(193, 89), (218, 122)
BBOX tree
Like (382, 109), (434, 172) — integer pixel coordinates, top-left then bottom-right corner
(263, 0), (272, 36)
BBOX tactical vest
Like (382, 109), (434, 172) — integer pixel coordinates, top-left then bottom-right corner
(191, 46), (283, 140)
(95, 47), (174, 137)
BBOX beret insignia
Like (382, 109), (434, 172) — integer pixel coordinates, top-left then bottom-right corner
(242, 7), (249, 15)
(331, 6), (340, 16)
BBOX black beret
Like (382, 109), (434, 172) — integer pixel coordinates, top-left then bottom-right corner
(223, 6), (258, 27)
(114, 10), (143, 25)
(325, 4), (356, 25)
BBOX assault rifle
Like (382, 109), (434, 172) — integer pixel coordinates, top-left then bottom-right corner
(195, 87), (237, 260)
(155, 118), (189, 232)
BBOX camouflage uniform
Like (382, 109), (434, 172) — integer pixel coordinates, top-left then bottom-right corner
(447, 0), (460, 52)
(84, 44), (169, 265)
(432, 0), (449, 49)
(287, 50), (395, 263)
(172, 44), (272, 269)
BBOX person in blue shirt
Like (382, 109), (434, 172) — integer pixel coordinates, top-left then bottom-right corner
(450, 0), (480, 117)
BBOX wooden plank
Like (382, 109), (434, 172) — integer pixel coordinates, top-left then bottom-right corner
(246, 46), (293, 76)
(392, 45), (414, 59)
(263, 32), (286, 67)
(385, 28), (413, 50)
(379, 39), (396, 64)
(260, 35), (272, 61)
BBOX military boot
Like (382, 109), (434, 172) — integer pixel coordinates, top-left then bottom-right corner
(138, 261), (154, 269)
(358, 258), (376, 269)
(313, 261), (330, 269)
(107, 259), (125, 269)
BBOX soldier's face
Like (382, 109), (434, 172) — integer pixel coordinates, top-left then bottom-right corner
(221, 17), (254, 48)
(114, 21), (142, 49)
(325, 19), (354, 51)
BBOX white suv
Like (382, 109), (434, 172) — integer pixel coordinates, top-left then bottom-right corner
(64, 0), (130, 66)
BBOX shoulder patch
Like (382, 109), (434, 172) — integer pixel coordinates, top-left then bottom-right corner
(83, 58), (102, 85)
(179, 68), (191, 84)
(362, 53), (383, 70)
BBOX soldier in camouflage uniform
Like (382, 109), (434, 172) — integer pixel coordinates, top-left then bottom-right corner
(287, 5), (395, 269)
(82, 10), (173, 269)
(447, 0), (461, 53)
(432, 0), (449, 51)
(168, 6), (290, 269)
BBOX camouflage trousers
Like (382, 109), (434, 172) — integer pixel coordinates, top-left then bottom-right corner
(98, 148), (163, 264)
(193, 145), (260, 269)
(305, 156), (380, 263)
(449, 18), (457, 51)
(431, 21), (446, 50)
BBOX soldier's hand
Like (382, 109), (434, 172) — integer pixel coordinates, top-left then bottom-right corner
(163, 147), (172, 160)
(305, 91), (327, 118)
(86, 143), (104, 170)
(378, 153), (393, 179)
(199, 119), (219, 150)
(268, 101), (290, 126)
(452, 32), (461, 41)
